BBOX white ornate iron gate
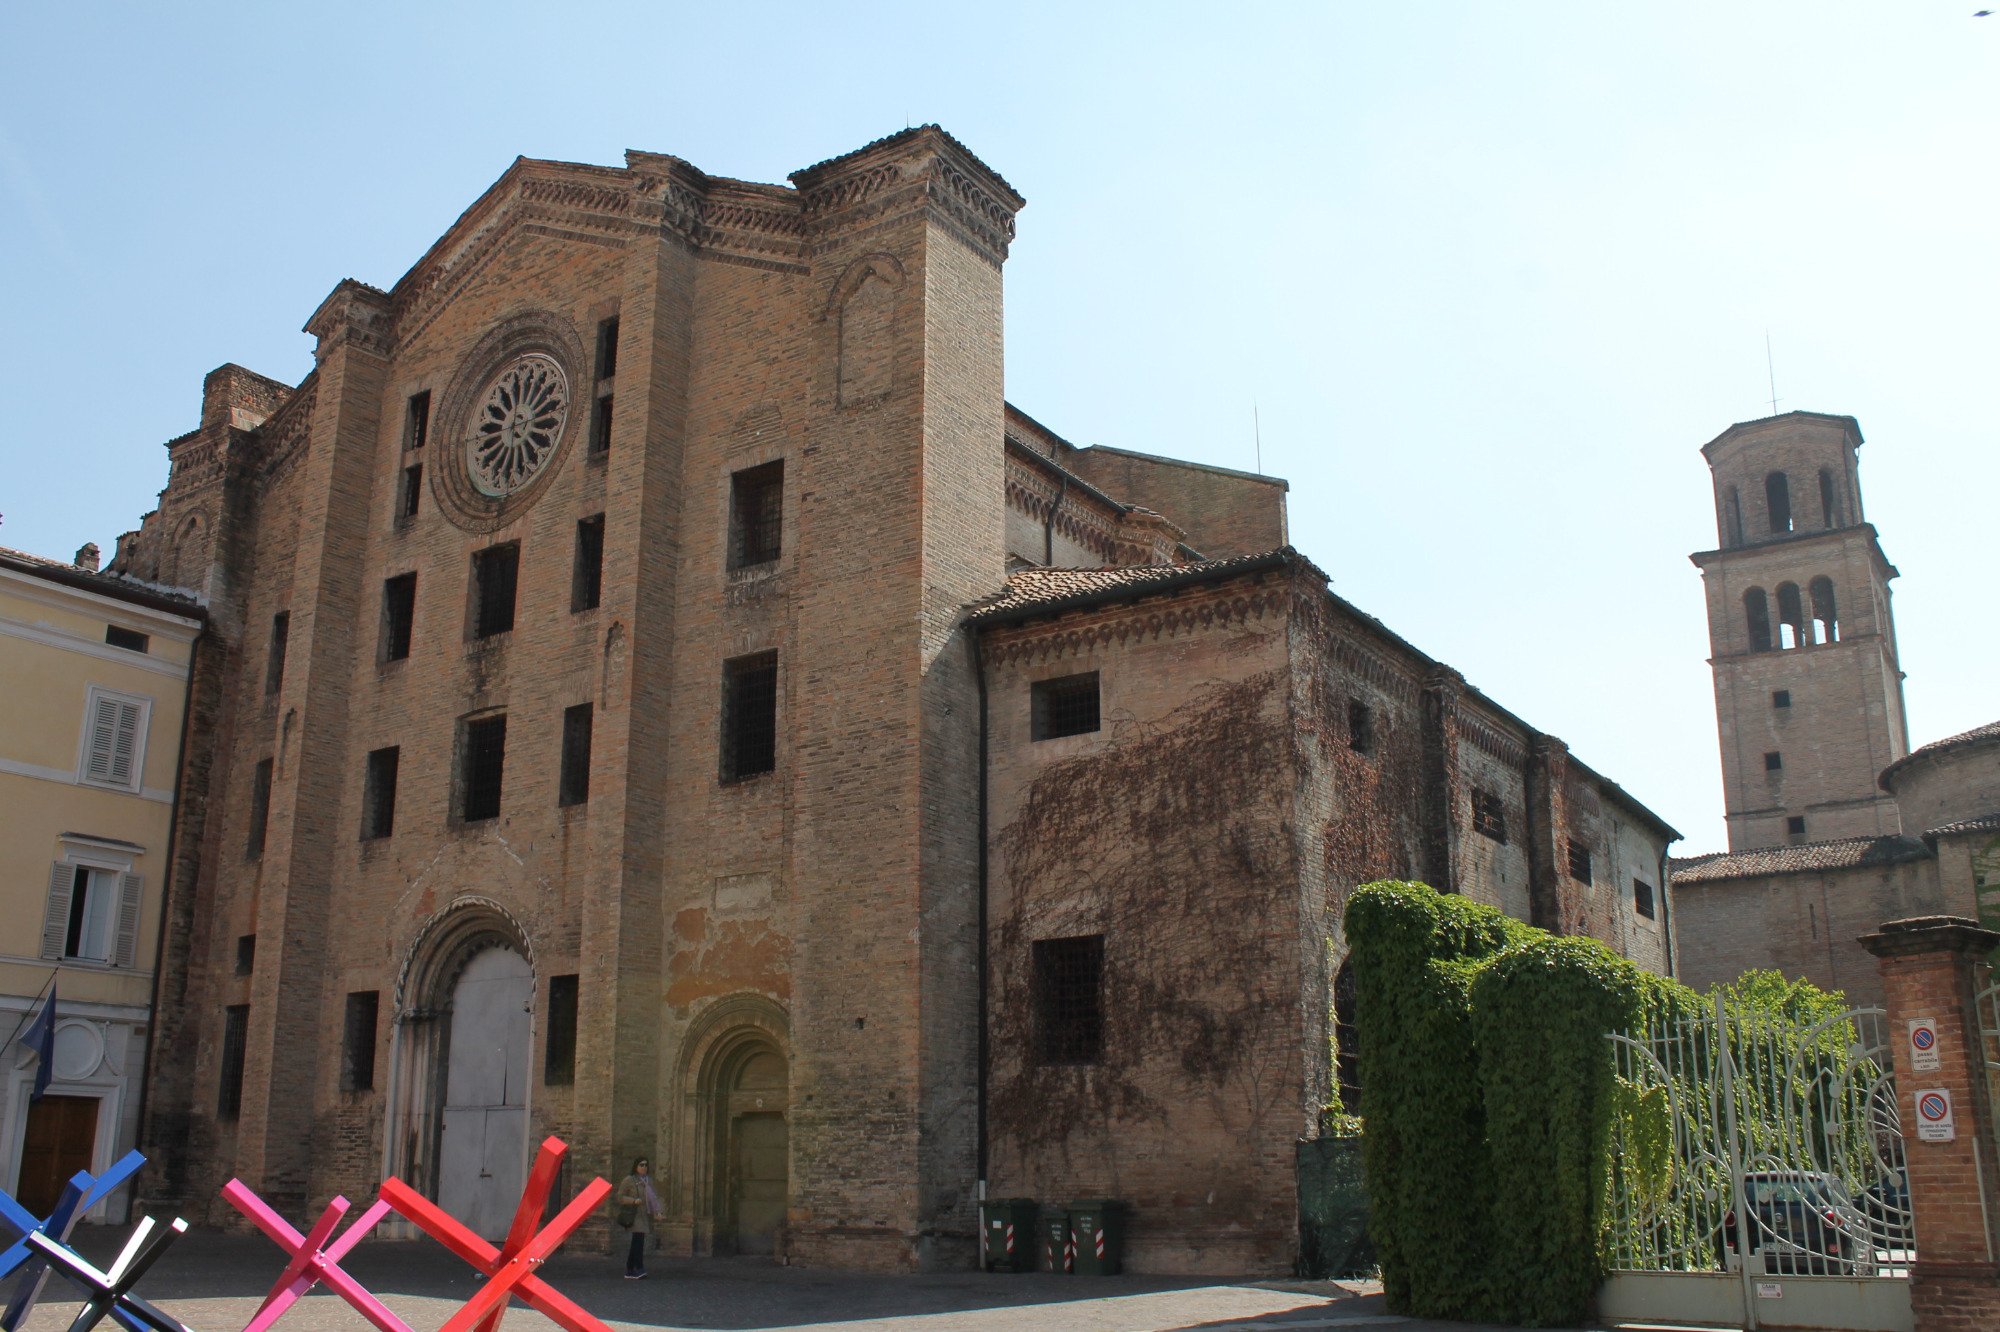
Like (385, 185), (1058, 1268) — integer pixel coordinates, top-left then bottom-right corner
(1598, 994), (1914, 1331)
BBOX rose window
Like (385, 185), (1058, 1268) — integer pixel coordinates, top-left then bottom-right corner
(467, 355), (569, 497)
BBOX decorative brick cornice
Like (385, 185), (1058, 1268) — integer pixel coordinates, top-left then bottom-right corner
(978, 575), (1288, 667)
(1453, 700), (1529, 769)
(256, 375), (320, 489)
(791, 126), (1023, 267)
(303, 280), (394, 362)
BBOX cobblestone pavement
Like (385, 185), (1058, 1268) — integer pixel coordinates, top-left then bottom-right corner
(9, 1228), (1507, 1332)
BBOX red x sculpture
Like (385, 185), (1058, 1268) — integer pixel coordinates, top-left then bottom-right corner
(219, 1182), (408, 1332)
(380, 1137), (612, 1332)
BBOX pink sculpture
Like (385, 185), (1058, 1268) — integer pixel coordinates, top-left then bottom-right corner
(220, 1183), (408, 1332)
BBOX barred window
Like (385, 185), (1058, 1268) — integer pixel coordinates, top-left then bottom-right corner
(721, 652), (778, 781)
(460, 714), (507, 822)
(405, 390), (431, 451)
(559, 703), (593, 807)
(1566, 837), (1592, 884)
(1034, 935), (1104, 1065)
(1633, 878), (1657, 921)
(729, 462), (784, 569)
(472, 542), (519, 639)
(218, 1004), (249, 1119)
(340, 991), (378, 1092)
(1031, 672), (1100, 740)
(1470, 787), (1507, 844)
(545, 974), (578, 1085)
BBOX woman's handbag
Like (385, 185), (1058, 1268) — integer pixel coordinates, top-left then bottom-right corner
(616, 1200), (638, 1228)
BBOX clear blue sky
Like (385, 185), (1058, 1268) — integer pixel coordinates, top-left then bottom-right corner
(2, 2), (1994, 853)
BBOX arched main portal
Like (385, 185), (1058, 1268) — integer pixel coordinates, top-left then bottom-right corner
(436, 947), (532, 1238)
(382, 898), (535, 1240)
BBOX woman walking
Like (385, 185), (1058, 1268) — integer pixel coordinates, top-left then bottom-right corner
(615, 1157), (663, 1278)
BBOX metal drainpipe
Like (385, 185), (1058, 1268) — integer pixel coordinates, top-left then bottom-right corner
(1657, 842), (1678, 978)
(974, 626), (992, 1202)
(1043, 477), (1068, 566)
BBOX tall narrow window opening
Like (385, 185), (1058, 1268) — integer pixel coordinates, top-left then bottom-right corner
(571, 515), (604, 612)
(1348, 698), (1375, 755)
(265, 612), (289, 695)
(381, 573), (416, 662)
(218, 1004), (249, 1119)
(1632, 879), (1656, 921)
(340, 991), (379, 1092)
(721, 651), (778, 781)
(1744, 587), (1773, 653)
(595, 317), (620, 381)
(405, 391), (431, 452)
(1776, 582), (1806, 650)
(1765, 471), (1792, 534)
(1471, 787), (1508, 843)
(1818, 467), (1838, 528)
(559, 703), (593, 807)
(1033, 935), (1104, 1065)
(472, 543), (519, 639)
(544, 974), (579, 1085)
(1809, 576), (1839, 644)
(459, 714), (508, 822)
(400, 463), (423, 520)
(362, 746), (400, 840)
(235, 934), (256, 976)
(247, 758), (273, 858)
(728, 461), (784, 568)
(1726, 486), (1744, 546)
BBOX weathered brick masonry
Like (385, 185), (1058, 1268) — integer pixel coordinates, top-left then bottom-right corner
(113, 126), (1674, 1275)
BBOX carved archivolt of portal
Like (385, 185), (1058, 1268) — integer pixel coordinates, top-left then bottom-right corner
(432, 313), (586, 533)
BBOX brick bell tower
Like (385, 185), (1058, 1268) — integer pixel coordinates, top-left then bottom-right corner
(1691, 411), (1910, 851)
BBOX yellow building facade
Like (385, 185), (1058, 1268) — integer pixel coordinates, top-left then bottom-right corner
(1, 545), (201, 1223)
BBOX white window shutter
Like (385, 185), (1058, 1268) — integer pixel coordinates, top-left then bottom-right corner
(114, 873), (143, 967)
(86, 696), (121, 782)
(43, 863), (73, 959)
(110, 701), (141, 786)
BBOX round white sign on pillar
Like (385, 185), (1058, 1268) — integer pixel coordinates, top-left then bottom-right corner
(1907, 1017), (1941, 1073)
(1915, 1088), (1955, 1142)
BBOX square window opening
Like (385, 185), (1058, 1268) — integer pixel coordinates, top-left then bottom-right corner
(1033, 935), (1104, 1065)
(459, 715), (508, 823)
(1772, 689), (1791, 709)
(1471, 787), (1508, 843)
(1764, 751), (1783, 772)
(1031, 672), (1101, 741)
(472, 543), (519, 639)
(728, 461), (784, 569)
(721, 651), (778, 781)
(1787, 815), (1807, 837)
(1566, 837), (1593, 884)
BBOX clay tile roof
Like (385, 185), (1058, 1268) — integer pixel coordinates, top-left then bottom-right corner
(1880, 720), (2000, 790)
(1671, 834), (1932, 885)
(965, 549), (1295, 625)
(1925, 812), (2000, 839)
(0, 544), (206, 615)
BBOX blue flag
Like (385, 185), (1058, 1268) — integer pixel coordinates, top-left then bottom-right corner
(16, 982), (55, 1101)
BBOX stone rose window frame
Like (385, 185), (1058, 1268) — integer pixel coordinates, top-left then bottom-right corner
(431, 312), (588, 534)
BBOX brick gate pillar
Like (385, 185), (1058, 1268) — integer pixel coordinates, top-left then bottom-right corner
(1860, 915), (2000, 1332)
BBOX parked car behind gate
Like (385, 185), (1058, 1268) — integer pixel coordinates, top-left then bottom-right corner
(1718, 1171), (1878, 1277)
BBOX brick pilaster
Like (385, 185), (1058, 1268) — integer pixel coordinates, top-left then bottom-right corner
(1860, 915), (2000, 1332)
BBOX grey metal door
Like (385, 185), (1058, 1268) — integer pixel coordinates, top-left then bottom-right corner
(437, 947), (532, 1239)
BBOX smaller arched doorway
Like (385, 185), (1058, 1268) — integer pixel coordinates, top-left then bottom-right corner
(714, 1045), (788, 1255)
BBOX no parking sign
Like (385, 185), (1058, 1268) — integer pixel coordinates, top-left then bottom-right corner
(1915, 1088), (1955, 1142)
(1907, 1017), (1941, 1073)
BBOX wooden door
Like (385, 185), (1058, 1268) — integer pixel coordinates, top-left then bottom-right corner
(16, 1095), (99, 1216)
(731, 1112), (788, 1255)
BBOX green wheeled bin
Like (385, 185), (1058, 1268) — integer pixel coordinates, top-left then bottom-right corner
(981, 1198), (1039, 1272)
(1041, 1211), (1072, 1273)
(1066, 1199), (1127, 1275)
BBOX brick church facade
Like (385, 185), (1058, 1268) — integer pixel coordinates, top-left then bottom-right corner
(107, 126), (1676, 1273)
